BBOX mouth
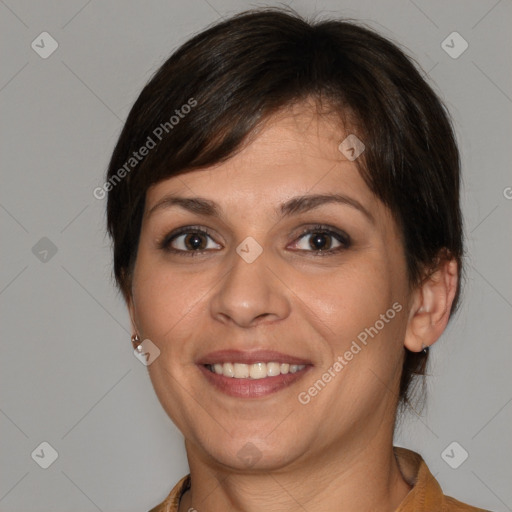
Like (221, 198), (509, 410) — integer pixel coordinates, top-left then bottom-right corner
(205, 362), (306, 379)
(197, 350), (313, 398)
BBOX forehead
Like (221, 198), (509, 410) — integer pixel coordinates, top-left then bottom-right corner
(145, 104), (379, 215)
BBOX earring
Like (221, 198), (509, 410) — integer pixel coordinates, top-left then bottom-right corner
(131, 334), (141, 351)
(421, 343), (429, 355)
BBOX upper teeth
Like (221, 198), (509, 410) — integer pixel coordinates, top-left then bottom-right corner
(207, 362), (306, 379)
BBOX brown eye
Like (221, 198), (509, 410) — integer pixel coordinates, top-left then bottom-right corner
(181, 232), (208, 251)
(159, 227), (222, 255)
(291, 225), (351, 255)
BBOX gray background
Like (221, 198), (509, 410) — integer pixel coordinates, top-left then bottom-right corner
(1, 0), (511, 511)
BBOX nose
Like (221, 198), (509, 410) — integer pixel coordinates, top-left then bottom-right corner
(209, 246), (291, 328)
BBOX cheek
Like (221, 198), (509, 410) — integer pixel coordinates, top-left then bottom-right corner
(130, 253), (205, 343)
(303, 267), (407, 407)
(308, 255), (402, 345)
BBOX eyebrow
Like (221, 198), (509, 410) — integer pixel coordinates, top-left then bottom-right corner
(147, 193), (375, 224)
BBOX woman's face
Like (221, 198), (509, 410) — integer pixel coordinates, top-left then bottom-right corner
(128, 103), (413, 471)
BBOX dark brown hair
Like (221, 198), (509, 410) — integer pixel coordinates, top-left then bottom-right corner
(105, 7), (463, 413)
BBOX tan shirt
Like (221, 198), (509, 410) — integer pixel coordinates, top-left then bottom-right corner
(148, 447), (491, 511)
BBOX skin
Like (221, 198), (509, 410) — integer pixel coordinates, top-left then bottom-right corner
(127, 100), (458, 512)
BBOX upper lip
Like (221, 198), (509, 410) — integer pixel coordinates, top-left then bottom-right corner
(197, 349), (312, 366)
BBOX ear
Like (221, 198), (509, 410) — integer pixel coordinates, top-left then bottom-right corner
(404, 255), (459, 353)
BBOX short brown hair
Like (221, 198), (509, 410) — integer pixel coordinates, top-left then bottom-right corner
(105, 7), (463, 412)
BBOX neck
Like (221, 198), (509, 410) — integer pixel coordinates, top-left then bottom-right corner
(178, 432), (412, 512)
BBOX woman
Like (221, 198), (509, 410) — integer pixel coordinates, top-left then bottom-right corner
(105, 8), (492, 512)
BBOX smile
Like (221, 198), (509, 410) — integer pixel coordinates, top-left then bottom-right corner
(205, 362), (306, 379)
(197, 349), (312, 398)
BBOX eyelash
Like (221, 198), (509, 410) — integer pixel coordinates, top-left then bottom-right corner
(158, 224), (351, 257)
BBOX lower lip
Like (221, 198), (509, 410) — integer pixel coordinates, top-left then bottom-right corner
(198, 365), (312, 398)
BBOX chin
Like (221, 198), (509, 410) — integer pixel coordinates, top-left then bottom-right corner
(196, 432), (307, 472)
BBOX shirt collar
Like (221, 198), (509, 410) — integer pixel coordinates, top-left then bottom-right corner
(394, 446), (445, 511)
